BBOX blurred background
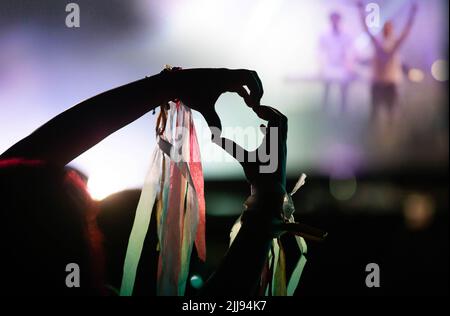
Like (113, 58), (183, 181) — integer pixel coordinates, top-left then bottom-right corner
(1, 0), (448, 295)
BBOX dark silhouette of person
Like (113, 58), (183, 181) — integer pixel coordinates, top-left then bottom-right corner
(0, 68), (293, 295)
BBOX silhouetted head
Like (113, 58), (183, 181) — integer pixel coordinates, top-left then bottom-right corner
(329, 11), (342, 33)
(0, 159), (104, 295)
(383, 20), (394, 38)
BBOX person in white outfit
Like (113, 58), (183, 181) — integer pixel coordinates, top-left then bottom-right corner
(319, 11), (355, 112)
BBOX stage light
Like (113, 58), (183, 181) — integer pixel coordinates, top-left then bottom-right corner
(403, 193), (435, 231)
(408, 68), (424, 83)
(431, 59), (448, 82)
(87, 173), (122, 201)
(329, 176), (357, 201)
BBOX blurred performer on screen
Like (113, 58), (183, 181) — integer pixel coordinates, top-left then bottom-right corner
(319, 11), (355, 112)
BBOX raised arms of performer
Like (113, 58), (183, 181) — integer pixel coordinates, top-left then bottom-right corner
(392, 3), (418, 53)
(357, 1), (418, 53)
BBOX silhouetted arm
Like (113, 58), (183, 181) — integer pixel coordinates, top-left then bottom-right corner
(0, 69), (263, 166)
(392, 3), (418, 52)
(201, 218), (276, 295)
(202, 106), (288, 295)
(1, 75), (170, 166)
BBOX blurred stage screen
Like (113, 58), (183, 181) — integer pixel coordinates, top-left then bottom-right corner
(1, 0), (448, 199)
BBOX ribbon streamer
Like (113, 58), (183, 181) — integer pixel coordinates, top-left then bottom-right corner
(120, 101), (206, 296)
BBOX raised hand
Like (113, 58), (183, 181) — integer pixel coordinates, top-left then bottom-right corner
(163, 68), (264, 131)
